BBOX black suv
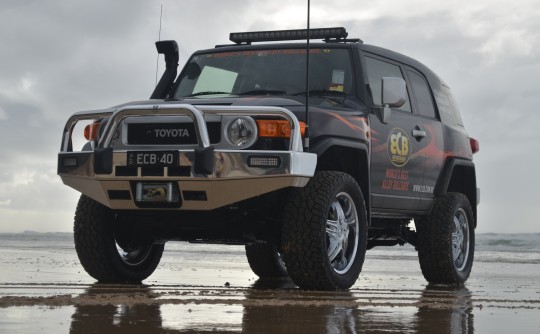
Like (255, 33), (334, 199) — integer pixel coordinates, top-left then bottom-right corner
(58, 27), (479, 290)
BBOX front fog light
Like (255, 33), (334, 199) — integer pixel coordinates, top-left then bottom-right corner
(225, 117), (257, 148)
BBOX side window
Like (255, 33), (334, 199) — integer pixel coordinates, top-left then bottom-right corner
(433, 85), (464, 126)
(364, 56), (411, 112)
(444, 86), (464, 126)
(407, 70), (437, 118)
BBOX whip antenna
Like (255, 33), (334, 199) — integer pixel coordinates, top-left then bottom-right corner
(304, 0), (311, 151)
(155, 4), (163, 86)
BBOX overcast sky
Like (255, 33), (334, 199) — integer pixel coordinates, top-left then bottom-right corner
(0, 0), (538, 233)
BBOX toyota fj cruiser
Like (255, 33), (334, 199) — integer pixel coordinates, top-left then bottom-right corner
(58, 27), (479, 290)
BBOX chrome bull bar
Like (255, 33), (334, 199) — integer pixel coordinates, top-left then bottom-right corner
(58, 104), (317, 210)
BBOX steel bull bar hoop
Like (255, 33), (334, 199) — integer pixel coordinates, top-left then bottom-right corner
(94, 105), (212, 175)
(97, 104), (305, 151)
(93, 104), (306, 173)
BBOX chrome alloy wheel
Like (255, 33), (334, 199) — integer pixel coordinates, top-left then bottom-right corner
(326, 192), (359, 274)
(452, 208), (470, 272)
(116, 243), (153, 266)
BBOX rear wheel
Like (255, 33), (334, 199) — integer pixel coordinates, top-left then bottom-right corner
(245, 244), (288, 278)
(74, 195), (164, 283)
(416, 193), (475, 284)
(281, 171), (367, 290)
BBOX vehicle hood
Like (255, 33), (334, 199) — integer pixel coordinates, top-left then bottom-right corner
(121, 96), (305, 108)
(71, 96), (366, 123)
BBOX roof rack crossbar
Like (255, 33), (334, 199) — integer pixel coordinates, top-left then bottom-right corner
(324, 37), (363, 44)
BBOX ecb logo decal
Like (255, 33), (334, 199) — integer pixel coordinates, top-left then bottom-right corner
(387, 128), (411, 167)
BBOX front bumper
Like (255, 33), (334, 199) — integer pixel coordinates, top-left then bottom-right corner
(58, 104), (317, 210)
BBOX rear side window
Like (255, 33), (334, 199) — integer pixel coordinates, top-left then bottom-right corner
(433, 85), (464, 126)
(364, 56), (411, 112)
(444, 86), (464, 126)
(407, 70), (437, 118)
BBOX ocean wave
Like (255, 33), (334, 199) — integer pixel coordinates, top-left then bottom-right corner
(475, 251), (540, 264)
(1, 232), (538, 262)
(476, 233), (540, 253)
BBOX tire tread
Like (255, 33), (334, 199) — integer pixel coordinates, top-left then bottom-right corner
(282, 171), (367, 290)
(416, 192), (474, 284)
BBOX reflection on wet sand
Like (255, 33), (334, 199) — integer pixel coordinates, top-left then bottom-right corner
(70, 285), (164, 333)
(415, 286), (474, 334)
(66, 281), (475, 333)
(243, 280), (363, 333)
(2, 235), (539, 333)
(71, 303), (163, 333)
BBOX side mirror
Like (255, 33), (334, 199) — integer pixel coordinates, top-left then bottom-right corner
(382, 77), (407, 107)
(378, 77), (407, 124)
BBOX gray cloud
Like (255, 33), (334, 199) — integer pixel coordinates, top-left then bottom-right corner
(0, 0), (538, 232)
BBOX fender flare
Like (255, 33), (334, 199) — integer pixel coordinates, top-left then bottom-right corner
(310, 138), (371, 224)
(435, 158), (478, 225)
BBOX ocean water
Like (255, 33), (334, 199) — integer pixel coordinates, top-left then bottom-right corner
(475, 233), (540, 264)
(0, 231), (539, 265)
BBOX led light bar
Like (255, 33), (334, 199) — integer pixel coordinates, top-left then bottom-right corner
(230, 27), (348, 44)
(62, 157), (78, 167)
(248, 156), (282, 168)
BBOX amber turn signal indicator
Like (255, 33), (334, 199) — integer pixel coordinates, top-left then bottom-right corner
(256, 120), (306, 138)
(84, 122), (100, 141)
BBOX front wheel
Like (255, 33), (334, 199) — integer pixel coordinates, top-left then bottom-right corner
(416, 193), (475, 284)
(74, 195), (164, 283)
(281, 171), (367, 290)
(245, 243), (288, 279)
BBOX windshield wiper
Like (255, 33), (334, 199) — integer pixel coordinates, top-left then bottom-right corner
(186, 91), (231, 97)
(238, 89), (287, 96)
(293, 89), (348, 103)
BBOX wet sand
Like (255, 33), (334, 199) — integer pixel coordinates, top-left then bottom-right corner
(0, 237), (539, 333)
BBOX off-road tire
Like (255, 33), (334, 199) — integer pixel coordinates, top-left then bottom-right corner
(245, 244), (288, 278)
(74, 195), (164, 283)
(281, 171), (367, 290)
(416, 193), (475, 284)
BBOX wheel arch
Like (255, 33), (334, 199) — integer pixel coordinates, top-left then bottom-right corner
(435, 158), (478, 227)
(310, 138), (370, 224)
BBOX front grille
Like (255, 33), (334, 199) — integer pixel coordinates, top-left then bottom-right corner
(127, 122), (221, 145)
(108, 190), (132, 200)
(115, 166), (137, 176)
(114, 166), (191, 177)
(141, 166), (164, 177)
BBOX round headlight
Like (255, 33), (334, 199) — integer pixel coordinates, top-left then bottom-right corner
(224, 117), (258, 148)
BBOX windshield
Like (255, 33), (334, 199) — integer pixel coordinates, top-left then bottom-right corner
(174, 48), (354, 100)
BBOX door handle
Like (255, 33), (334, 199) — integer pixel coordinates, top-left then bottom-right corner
(412, 129), (426, 139)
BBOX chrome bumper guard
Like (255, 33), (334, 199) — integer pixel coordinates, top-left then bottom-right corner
(58, 104), (317, 210)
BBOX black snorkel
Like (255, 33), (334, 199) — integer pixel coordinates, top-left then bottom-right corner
(150, 40), (179, 99)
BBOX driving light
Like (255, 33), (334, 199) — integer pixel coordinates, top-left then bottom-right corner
(62, 157), (78, 167)
(248, 156), (281, 168)
(224, 117), (258, 148)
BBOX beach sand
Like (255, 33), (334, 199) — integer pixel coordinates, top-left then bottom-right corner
(0, 235), (539, 333)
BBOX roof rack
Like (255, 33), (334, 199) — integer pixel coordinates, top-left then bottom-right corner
(228, 27), (362, 45)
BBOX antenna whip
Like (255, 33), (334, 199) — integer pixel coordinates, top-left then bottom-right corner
(304, 0), (311, 151)
(155, 4), (163, 86)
